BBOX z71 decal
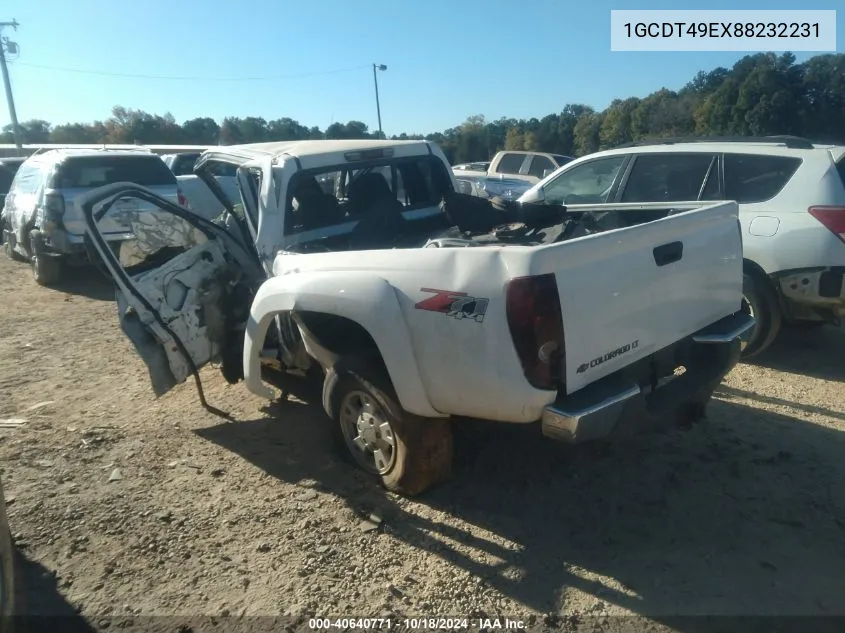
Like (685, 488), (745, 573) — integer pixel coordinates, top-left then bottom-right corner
(576, 339), (639, 374)
(415, 288), (489, 323)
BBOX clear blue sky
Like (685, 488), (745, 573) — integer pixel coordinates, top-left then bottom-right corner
(2, 0), (842, 136)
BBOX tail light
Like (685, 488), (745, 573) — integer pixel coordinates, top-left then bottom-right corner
(44, 193), (65, 220)
(177, 188), (190, 209)
(809, 206), (845, 243)
(505, 273), (564, 390)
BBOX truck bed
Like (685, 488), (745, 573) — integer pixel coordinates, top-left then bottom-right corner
(269, 198), (744, 422)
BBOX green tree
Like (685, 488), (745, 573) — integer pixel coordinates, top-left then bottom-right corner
(219, 117), (245, 144)
(182, 117), (220, 144)
(504, 127), (525, 150)
(0, 119), (52, 143)
(573, 109), (602, 155)
(800, 54), (845, 139)
(599, 98), (640, 148)
(325, 120), (372, 139)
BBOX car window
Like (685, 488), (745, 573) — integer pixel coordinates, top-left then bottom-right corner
(700, 163), (720, 201)
(206, 161), (237, 178)
(621, 153), (714, 203)
(285, 156), (451, 236)
(52, 156), (177, 188)
(553, 155), (573, 166)
(543, 155), (627, 205)
(723, 154), (802, 204)
(495, 153), (526, 174)
(240, 167), (262, 228)
(528, 155), (555, 178)
(171, 154), (200, 176)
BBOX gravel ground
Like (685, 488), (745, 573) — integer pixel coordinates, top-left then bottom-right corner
(1, 255), (844, 633)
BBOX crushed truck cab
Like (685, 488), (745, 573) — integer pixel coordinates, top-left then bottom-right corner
(81, 139), (753, 496)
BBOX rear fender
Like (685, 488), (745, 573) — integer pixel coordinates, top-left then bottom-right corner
(243, 271), (444, 418)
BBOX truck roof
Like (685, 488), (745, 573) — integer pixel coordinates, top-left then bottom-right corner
(204, 139), (433, 165)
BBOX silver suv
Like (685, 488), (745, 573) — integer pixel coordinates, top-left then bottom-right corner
(2, 149), (186, 286)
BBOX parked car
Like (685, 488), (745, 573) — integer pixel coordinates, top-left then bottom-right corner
(176, 162), (239, 222)
(1, 148), (189, 286)
(453, 151), (573, 202)
(452, 161), (490, 172)
(80, 139), (751, 496)
(0, 474), (18, 626)
(519, 136), (845, 357)
(453, 151), (574, 184)
(161, 152), (202, 176)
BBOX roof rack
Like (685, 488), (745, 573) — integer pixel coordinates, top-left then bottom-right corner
(615, 135), (815, 150)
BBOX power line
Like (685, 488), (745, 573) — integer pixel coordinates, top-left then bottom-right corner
(7, 60), (371, 82)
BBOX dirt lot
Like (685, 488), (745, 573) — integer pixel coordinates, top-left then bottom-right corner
(1, 254), (844, 632)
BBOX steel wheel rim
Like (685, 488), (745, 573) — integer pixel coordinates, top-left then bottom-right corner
(339, 390), (397, 475)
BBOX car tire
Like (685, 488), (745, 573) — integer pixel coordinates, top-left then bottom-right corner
(740, 271), (782, 358)
(31, 253), (62, 286)
(30, 229), (62, 287)
(323, 356), (453, 496)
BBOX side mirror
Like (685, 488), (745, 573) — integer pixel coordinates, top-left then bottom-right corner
(543, 168), (554, 179)
(520, 185), (546, 205)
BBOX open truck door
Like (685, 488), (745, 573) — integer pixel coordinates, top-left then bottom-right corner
(80, 182), (263, 400)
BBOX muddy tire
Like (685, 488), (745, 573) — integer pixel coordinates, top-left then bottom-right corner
(740, 271), (782, 359)
(29, 230), (62, 287)
(31, 253), (62, 286)
(323, 356), (453, 496)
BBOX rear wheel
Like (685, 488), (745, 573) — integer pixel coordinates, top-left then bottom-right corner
(740, 271), (782, 358)
(31, 252), (62, 286)
(323, 357), (453, 496)
(30, 230), (62, 286)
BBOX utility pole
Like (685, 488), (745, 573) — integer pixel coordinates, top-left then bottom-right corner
(0, 19), (21, 151)
(372, 64), (387, 140)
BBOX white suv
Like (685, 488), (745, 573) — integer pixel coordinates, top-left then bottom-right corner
(519, 136), (845, 357)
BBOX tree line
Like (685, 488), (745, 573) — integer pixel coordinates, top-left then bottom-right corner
(3, 53), (843, 164)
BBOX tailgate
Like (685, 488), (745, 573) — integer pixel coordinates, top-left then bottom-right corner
(533, 201), (742, 395)
(62, 185), (181, 236)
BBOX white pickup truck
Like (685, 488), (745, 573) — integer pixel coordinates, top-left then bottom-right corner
(453, 151), (574, 201)
(79, 139), (752, 496)
(453, 150), (574, 183)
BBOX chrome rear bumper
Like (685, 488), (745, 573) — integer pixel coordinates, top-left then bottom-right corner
(542, 312), (754, 443)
